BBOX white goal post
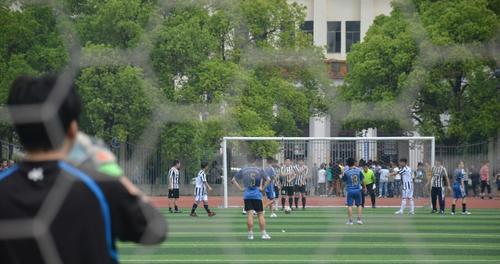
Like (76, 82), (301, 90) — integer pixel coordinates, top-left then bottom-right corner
(222, 136), (435, 208)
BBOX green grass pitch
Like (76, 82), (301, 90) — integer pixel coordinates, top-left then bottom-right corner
(118, 208), (500, 263)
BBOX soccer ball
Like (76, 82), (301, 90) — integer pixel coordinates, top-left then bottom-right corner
(284, 207), (292, 214)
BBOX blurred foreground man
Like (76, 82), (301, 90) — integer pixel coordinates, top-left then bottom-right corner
(0, 75), (167, 264)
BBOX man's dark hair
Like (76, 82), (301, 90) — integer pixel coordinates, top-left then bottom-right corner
(7, 75), (81, 151)
(173, 160), (180, 166)
(346, 157), (355, 167)
(400, 158), (408, 163)
(247, 154), (258, 164)
(266, 157), (274, 163)
(201, 161), (209, 169)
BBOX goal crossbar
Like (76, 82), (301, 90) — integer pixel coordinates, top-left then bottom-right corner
(222, 136), (436, 208)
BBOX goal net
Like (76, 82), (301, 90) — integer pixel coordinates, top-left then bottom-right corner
(222, 136), (435, 208)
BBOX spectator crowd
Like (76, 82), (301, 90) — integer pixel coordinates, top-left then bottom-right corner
(313, 159), (499, 201)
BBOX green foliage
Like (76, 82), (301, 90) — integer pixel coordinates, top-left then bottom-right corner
(420, 0), (497, 44)
(150, 0), (326, 159)
(447, 66), (500, 142)
(75, 0), (154, 48)
(342, 10), (418, 101)
(0, 5), (68, 103)
(341, 0), (499, 143)
(76, 65), (152, 142)
(1, 0), (327, 164)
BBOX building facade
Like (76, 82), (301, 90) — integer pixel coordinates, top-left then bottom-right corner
(294, 0), (392, 138)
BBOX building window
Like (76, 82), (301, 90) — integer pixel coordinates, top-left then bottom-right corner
(327, 21), (341, 53)
(346, 21), (360, 52)
(300, 21), (314, 43)
(300, 21), (313, 35)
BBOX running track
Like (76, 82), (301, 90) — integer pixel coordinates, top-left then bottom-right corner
(150, 196), (500, 209)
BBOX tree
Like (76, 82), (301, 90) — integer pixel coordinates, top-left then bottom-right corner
(341, 0), (499, 143)
(0, 4), (68, 140)
(74, 0), (154, 48)
(151, 0), (327, 159)
(76, 65), (152, 142)
(1, 0), (328, 164)
(151, 3), (215, 97)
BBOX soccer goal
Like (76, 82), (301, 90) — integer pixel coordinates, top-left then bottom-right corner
(222, 136), (435, 208)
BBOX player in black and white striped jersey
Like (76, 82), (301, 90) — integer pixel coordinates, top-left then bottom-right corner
(280, 158), (296, 211)
(428, 160), (451, 214)
(293, 158), (309, 210)
(168, 160), (181, 213)
(190, 161), (216, 217)
(391, 158), (415, 215)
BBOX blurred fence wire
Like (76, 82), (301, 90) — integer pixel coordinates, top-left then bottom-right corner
(1, 137), (498, 196)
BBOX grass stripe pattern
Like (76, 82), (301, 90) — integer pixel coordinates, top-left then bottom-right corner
(118, 208), (500, 263)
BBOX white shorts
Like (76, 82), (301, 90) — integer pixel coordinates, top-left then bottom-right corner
(195, 194), (208, 202)
(194, 187), (208, 202)
(402, 188), (414, 199)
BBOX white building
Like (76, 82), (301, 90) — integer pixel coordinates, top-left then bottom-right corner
(292, 1), (393, 164)
(292, 0), (392, 137)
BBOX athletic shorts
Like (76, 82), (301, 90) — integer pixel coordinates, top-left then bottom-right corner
(266, 189), (275, 200)
(194, 188), (208, 202)
(168, 189), (180, 199)
(244, 199), (264, 213)
(293, 185), (306, 194)
(281, 186), (294, 196)
(346, 189), (362, 207)
(453, 184), (465, 199)
(402, 188), (414, 199)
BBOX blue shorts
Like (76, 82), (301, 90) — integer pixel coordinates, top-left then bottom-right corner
(346, 189), (362, 207)
(265, 183), (275, 200)
(453, 184), (465, 199)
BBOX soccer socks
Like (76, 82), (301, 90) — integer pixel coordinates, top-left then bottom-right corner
(462, 203), (466, 212)
(191, 204), (198, 214)
(174, 205), (179, 212)
(301, 197), (306, 208)
(288, 197), (293, 208)
(400, 198), (407, 212)
(451, 204), (456, 213)
(409, 198), (414, 213)
(294, 197), (299, 208)
(281, 197), (286, 209)
(204, 204), (211, 213)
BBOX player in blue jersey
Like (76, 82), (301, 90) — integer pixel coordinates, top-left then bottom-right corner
(342, 158), (366, 225)
(232, 155), (271, 240)
(264, 157), (278, 218)
(451, 161), (471, 215)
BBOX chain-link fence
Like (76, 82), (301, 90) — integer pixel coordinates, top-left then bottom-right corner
(107, 141), (223, 196)
(1, 137), (498, 196)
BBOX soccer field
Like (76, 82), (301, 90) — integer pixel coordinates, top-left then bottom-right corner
(119, 208), (500, 264)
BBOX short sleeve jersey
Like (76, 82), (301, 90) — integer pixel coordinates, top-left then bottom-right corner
(343, 167), (364, 191)
(234, 167), (267, 200)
